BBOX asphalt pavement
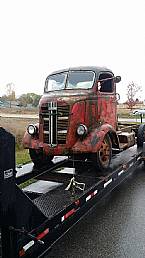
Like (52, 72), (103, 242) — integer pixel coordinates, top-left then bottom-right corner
(45, 165), (145, 258)
(1, 165), (145, 258)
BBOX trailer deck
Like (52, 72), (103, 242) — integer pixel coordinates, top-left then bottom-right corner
(22, 145), (142, 220)
(0, 128), (144, 258)
(15, 146), (143, 258)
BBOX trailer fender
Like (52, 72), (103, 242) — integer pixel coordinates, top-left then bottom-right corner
(72, 124), (116, 153)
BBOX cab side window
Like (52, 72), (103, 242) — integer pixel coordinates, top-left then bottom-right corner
(98, 73), (113, 93)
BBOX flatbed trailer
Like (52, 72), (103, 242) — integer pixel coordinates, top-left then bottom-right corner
(0, 128), (145, 258)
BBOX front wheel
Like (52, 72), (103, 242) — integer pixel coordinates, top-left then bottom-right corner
(92, 134), (112, 173)
(29, 149), (54, 167)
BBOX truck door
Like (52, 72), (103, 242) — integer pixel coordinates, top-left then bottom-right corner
(97, 72), (117, 129)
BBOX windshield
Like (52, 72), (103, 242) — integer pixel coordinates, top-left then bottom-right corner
(44, 73), (67, 92)
(44, 71), (95, 92)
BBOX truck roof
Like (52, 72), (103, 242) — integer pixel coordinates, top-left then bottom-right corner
(48, 66), (114, 77)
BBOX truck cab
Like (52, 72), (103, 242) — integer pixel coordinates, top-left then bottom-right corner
(23, 66), (123, 171)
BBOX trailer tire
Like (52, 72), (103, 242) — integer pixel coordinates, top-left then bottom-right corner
(29, 149), (53, 167)
(137, 124), (145, 147)
(92, 134), (112, 173)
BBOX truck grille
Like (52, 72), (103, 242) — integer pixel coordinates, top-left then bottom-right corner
(41, 102), (70, 145)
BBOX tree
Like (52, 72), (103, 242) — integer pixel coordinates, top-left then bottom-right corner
(18, 93), (41, 107)
(5, 83), (16, 107)
(18, 94), (28, 107)
(126, 82), (142, 110)
(32, 94), (41, 107)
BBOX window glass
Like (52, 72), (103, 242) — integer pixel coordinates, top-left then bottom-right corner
(98, 73), (113, 93)
(44, 70), (95, 92)
(67, 71), (95, 89)
(45, 73), (67, 92)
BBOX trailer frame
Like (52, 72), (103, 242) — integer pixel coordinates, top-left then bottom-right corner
(0, 139), (144, 258)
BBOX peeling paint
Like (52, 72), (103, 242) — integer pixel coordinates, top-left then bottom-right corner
(23, 67), (118, 158)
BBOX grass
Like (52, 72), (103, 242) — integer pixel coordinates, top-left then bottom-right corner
(16, 149), (31, 165)
(0, 107), (38, 114)
(0, 117), (38, 146)
(117, 113), (143, 119)
(0, 116), (38, 165)
(19, 178), (37, 189)
(117, 105), (145, 118)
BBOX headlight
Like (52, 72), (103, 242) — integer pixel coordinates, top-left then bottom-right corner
(77, 124), (88, 136)
(27, 124), (38, 135)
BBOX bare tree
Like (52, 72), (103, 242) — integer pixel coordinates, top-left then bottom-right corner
(126, 82), (142, 110)
(5, 83), (15, 107)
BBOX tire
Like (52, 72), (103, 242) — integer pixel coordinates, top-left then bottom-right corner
(137, 124), (145, 147)
(29, 149), (53, 167)
(92, 134), (112, 173)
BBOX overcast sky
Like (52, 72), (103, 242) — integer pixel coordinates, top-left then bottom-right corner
(0, 0), (145, 102)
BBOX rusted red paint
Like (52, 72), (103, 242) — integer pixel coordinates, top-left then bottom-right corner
(98, 93), (117, 128)
(72, 124), (114, 153)
(23, 67), (119, 157)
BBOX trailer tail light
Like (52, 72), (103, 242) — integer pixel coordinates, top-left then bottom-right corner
(19, 248), (26, 257)
(19, 228), (49, 257)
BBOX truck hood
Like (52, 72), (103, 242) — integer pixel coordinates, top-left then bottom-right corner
(39, 89), (95, 106)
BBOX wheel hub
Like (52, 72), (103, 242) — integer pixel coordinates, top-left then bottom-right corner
(99, 140), (110, 165)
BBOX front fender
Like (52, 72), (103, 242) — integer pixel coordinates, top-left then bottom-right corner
(72, 124), (114, 153)
(23, 124), (40, 149)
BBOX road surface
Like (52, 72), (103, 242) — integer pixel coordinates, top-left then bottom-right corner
(45, 164), (145, 258)
(0, 113), (38, 119)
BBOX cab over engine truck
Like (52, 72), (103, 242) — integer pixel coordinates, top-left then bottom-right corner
(23, 66), (136, 172)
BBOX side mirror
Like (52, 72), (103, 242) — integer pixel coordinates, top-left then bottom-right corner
(114, 76), (121, 83)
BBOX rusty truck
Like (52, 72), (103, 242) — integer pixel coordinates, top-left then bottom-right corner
(23, 66), (140, 171)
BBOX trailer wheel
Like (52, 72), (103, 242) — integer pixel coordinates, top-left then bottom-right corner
(92, 134), (112, 173)
(137, 124), (145, 147)
(29, 149), (53, 167)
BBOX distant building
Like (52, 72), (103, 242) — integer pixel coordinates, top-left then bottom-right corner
(0, 99), (9, 107)
(0, 99), (20, 108)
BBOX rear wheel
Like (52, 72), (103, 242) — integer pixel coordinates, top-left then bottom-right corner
(29, 149), (53, 167)
(92, 134), (112, 173)
(137, 124), (145, 167)
(137, 124), (145, 147)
